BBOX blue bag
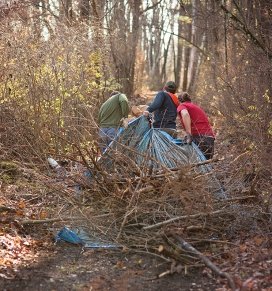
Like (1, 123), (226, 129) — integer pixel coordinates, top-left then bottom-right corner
(55, 226), (83, 245)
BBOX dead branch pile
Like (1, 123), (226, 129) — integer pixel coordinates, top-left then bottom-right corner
(1, 148), (271, 290)
(43, 149), (268, 261)
(2, 148), (269, 252)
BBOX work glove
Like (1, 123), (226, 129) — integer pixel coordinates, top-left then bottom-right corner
(121, 117), (129, 129)
(184, 134), (193, 145)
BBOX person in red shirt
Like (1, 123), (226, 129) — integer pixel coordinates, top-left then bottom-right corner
(177, 92), (215, 159)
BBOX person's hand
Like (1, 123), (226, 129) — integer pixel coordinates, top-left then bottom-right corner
(184, 134), (193, 145)
(143, 110), (150, 117)
(122, 118), (129, 129)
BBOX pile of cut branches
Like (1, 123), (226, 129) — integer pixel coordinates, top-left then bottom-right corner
(1, 147), (270, 290)
(60, 136), (268, 289)
(38, 148), (269, 290)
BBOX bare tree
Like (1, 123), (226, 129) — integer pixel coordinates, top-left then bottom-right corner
(79, 0), (90, 20)
(59, 0), (72, 24)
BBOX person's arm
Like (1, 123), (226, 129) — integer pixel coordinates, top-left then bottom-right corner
(180, 109), (193, 144)
(119, 94), (129, 118)
(120, 101), (129, 118)
(180, 109), (192, 135)
(143, 92), (164, 116)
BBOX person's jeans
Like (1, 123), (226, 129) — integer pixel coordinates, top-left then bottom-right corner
(192, 135), (215, 160)
(99, 127), (120, 153)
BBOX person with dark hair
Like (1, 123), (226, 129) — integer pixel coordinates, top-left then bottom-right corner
(98, 91), (129, 152)
(177, 92), (215, 160)
(143, 81), (179, 137)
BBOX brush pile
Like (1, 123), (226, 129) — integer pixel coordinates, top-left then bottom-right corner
(2, 115), (270, 289)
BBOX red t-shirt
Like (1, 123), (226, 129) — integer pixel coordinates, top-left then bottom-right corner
(177, 101), (215, 137)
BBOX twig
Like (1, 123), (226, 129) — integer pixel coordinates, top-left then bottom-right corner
(189, 239), (239, 247)
(229, 150), (250, 164)
(143, 210), (225, 230)
(191, 158), (221, 168)
(21, 216), (85, 225)
(161, 234), (198, 262)
(116, 179), (143, 240)
(116, 207), (135, 240)
(158, 270), (171, 278)
(144, 263), (204, 281)
(173, 234), (236, 290)
(132, 250), (171, 263)
(0, 205), (16, 213)
(217, 195), (255, 203)
(167, 158), (221, 172)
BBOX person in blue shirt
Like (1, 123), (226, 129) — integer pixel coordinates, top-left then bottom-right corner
(143, 81), (179, 137)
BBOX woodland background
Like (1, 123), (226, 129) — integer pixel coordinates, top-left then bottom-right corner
(0, 1), (271, 290)
(0, 0), (271, 167)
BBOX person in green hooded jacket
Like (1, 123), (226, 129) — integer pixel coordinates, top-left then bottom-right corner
(98, 91), (129, 152)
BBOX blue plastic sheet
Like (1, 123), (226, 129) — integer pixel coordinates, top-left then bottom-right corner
(55, 226), (83, 245)
(55, 226), (120, 249)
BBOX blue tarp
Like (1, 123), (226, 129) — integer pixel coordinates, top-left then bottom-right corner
(55, 226), (120, 248)
(100, 116), (211, 172)
(54, 116), (226, 247)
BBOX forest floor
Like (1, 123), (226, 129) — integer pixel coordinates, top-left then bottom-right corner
(0, 219), (271, 291)
(1, 237), (220, 291)
(1, 93), (271, 291)
(0, 187), (271, 291)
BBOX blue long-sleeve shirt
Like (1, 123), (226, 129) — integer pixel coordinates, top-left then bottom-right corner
(147, 91), (177, 129)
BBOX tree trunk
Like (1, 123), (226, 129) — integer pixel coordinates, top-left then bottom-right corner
(188, 0), (202, 94)
(79, 0), (90, 20)
(182, 23), (192, 91)
(149, 4), (163, 90)
(126, 0), (141, 97)
(59, 0), (72, 24)
(175, 4), (183, 89)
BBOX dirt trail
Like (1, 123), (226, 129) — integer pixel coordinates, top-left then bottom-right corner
(1, 242), (219, 291)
